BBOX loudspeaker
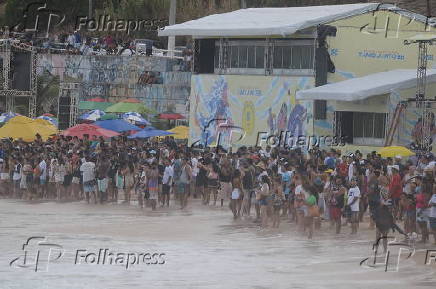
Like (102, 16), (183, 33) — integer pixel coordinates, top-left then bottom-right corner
(58, 96), (71, 130)
(11, 52), (31, 91)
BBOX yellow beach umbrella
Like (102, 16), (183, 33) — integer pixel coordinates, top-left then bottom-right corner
(33, 118), (58, 135)
(0, 116), (58, 142)
(167, 125), (188, 139)
(377, 146), (415, 158)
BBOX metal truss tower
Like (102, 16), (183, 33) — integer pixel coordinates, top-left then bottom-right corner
(0, 39), (37, 117)
(404, 36), (436, 152)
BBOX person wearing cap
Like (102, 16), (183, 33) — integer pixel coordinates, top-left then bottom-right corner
(347, 177), (361, 234)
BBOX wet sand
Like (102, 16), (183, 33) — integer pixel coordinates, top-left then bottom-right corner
(0, 198), (435, 289)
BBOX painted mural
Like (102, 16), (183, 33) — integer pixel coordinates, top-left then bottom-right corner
(189, 75), (314, 148)
(37, 54), (191, 113)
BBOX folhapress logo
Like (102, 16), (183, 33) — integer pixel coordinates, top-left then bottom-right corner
(10, 2), (65, 38)
(10, 236), (64, 272)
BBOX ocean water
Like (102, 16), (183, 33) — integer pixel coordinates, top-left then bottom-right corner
(0, 199), (434, 289)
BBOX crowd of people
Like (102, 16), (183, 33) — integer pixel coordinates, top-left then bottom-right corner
(0, 134), (435, 246)
(4, 30), (193, 65)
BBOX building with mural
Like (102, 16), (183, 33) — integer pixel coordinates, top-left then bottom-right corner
(159, 3), (436, 152)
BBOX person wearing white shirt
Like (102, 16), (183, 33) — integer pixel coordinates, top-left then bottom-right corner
(347, 177), (361, 234)
(80, 157), (96, 204)
(161, 159), (173, 207)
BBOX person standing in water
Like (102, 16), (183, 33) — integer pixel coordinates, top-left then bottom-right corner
(230, 170), (242, 219)
(347, 177), (361, 235)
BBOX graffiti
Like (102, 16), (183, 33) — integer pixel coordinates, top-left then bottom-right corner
(37, 54), (190, 113)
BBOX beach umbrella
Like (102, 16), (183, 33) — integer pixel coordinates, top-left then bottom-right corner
(0, 116), (58, 141)
(166, 125), (188, 139)
(94, 119), (141, 133)
(158, 113), (185, 120)
(33, 118), (58, 135)
(79, 101), (113, 111)
(0, 112), (20, 123)
(105, 101), (156, 114)
(36, 115), (58, 127)
(61, 124), (120, 139)
(378, 146), (415, 158)
(122, 112), (150, 125)
(128, 128), (173, 139)
(42, 113), (55, 117)
(79, 109), (105, 121)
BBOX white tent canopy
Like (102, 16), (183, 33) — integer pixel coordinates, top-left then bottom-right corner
(158, 3), (435, 37)
(158, 3), (381, 37)
(296, 69), (436, 101)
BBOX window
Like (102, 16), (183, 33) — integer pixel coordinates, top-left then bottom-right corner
(239, 45), (248, 68)
(212, 38), (314, 75)
(274, 39), (315, 73)
(247, 46), (255, 67)
(353, 112), (387, 139)
(273, 46), (283, 68)
(255, 46), (264, 68)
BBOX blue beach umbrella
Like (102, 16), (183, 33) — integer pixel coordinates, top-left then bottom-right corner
(128, 128), (173, 139)
(94, 119), (141, 133)
(0, 112), (20, 123)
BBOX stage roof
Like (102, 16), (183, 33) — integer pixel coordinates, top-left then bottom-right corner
(296, 69), (436, 101)
(158, 3), (436, 37)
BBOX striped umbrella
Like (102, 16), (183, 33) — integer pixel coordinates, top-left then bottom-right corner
(79, 110), (105, 121)
(0, 112), (20, 123)
(122, 112), (150, 125)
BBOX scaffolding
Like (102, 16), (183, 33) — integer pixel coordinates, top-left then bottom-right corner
(0, 39), (37, 117)
(399, 35), (436, 152)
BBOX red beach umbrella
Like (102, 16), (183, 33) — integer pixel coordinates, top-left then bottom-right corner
(61, 124), (120, 139)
